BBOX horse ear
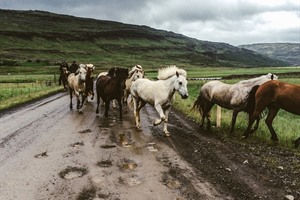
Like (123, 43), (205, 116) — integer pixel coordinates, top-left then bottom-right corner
(176, 71), (179, 77)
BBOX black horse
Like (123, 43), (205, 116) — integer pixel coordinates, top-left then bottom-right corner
(95, 67), (128, 119)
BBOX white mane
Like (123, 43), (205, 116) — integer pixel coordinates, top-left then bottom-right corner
(157, 65), (187, 80)
(239, 73), (278, 85)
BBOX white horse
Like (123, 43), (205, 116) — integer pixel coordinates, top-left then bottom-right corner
(131, 66), (188, 136)
(67, 66), (87, 113)
(192, 73), (278, 132)
(123, 65), (145, 105)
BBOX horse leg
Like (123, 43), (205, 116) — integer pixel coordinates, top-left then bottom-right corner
(104, 99), (110, 118)
(117, 98), (123, 120)
(162, 106), (171, 136)
(230, 111), (239, 133)
(294, 137), (300, 148)
(153, 103), (165, 126)
(132, 97), (139, 128)
(204, 103), (214, 130)
(96, 92), (101, 114)
(265, 106), (280, 143)
(69, 89), (73, 109)
(79, 93), (86, 113)
(250, 118), (260, 134)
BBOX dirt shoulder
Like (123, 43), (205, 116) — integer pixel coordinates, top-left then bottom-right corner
(162, 107), (300, 200)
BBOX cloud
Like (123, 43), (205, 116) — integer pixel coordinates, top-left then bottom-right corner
(1, 0), (299, 45)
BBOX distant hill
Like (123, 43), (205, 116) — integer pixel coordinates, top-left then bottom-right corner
(0, 9), (289, 67)
(239, 43), (300, 66)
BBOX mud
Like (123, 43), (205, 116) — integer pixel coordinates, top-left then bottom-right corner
(0, 92), (299, 200)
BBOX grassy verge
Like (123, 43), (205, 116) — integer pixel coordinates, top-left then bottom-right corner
(0, 82), (62, 111)
(173, 79), (300, 149)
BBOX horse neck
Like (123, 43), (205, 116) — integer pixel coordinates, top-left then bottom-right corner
(240, 76), (270, 87)
(161, 75), (177, 98)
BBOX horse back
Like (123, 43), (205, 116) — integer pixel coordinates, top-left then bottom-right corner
(257, 80), (300, 115)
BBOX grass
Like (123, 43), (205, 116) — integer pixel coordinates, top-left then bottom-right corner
(0, 82), (62, 111)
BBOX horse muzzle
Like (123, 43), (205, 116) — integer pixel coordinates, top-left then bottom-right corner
(181, 94), (189, 99)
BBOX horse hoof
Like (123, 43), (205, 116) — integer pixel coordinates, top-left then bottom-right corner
(241, 135), (248, 140)
(164, 132), (170, 137)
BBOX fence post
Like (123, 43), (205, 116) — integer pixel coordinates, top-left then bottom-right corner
(216, 106), (221, 128)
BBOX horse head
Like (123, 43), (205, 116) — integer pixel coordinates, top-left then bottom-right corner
(132, 69), (144, 81)
(115, 67), (129, 90)
(174, 71), (189, 99)
(77, 67), (87, 84)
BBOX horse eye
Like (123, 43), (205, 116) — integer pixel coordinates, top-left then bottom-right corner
(179, 81), (182, 85)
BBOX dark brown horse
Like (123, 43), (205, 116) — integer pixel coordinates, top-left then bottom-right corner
(244, 80), (300, 148)
(61, 67), (70, 91)
(95, 67), (128, 119)
(84, 64), (95, 101)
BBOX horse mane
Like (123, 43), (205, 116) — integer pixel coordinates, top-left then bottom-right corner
(239, 73), (277, 85)
(157, 65), (187, 80)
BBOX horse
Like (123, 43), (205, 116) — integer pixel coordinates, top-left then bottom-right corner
(67, 66), (87, 113)
(61, 67), (70, 91)
(95, 67), (128, 119)
(97, 68), (118, 108)
(83, 64), (95, 101)
(130, 66), (188, 136)
(192, 73), (278, 133)
(243, 80), (300, 148)
(123, 65), (145, 105)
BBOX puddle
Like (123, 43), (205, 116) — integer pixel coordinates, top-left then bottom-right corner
(59, 166), (88, 180)
(119, 133), (133, 147)
(119, 158), (138, 171)
(34, 151), (48, 158)
(97, 160), (113, 168)
(100, 144), (117, 149)
(70, 141), (84, 147)
(78, 129), (92, 134)
(146, 143), (158, 152)
(77, 187), (96, 200)
(119, 174), (143, 186)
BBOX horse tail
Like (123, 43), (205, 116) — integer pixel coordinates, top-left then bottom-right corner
(192, 94), (204, 116)
(246, 85), (259, 115)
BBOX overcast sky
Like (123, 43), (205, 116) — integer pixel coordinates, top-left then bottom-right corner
(1, 0), (299, 46)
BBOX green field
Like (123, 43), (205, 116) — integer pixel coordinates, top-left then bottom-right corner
(1, 63), (299, 149)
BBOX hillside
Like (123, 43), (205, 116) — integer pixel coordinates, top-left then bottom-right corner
(239, 43), (300, 66)
(0, 9), (289, 68)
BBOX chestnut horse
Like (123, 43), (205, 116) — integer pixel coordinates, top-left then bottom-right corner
(95, 67), (128, 119)
(243, 80), (300, 148)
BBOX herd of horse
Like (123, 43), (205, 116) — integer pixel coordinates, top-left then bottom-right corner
(61, 64), (299, 148)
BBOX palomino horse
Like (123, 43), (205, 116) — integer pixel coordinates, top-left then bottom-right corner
(67, 66), (87, 113)
(95, 67), (128, 119)
(123, 65), (145, 105)
(130, 66), (188, 136)
(192, 73), (278, 132)
(243, 80), (300, 148)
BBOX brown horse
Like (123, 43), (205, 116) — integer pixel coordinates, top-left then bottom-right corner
(244, 80), (300, 148)
(95, 67), (128, 119)
(61, 67), (70, 90)
(84, 64), (95, 101)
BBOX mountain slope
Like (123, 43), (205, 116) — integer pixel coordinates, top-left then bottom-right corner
(0, 9), (289, 67)
(239, 43), (300, 66)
